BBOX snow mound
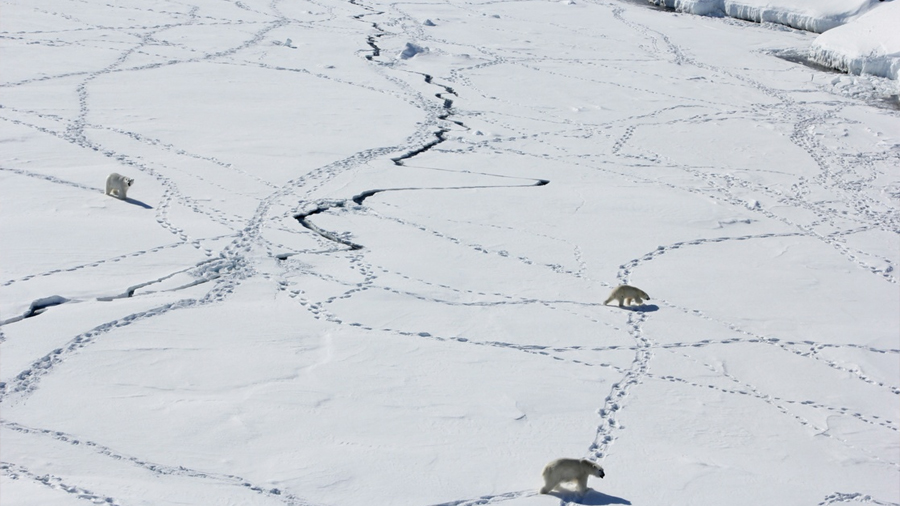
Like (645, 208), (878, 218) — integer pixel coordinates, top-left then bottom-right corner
(648, 0), (880, 33)
(398, 42), (428, 59)
(809, 1), (900, 80)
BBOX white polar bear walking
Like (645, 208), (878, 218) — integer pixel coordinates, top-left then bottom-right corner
(105, 173), (134, 200)
(604, 284), (649, 308)
(540, 458), (605, 496)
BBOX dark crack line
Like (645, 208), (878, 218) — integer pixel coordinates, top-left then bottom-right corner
(353, 179), (550, 205)
(292, 179), (548, 250)
(293, 202), (363, 251)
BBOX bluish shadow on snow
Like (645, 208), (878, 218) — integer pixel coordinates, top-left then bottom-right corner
(608, 304), (659, 313)
(123, 197), (153, 209)
(771, 49), (842, 74)
(547, 489), (632, 505)
(615, 0), (676, 13)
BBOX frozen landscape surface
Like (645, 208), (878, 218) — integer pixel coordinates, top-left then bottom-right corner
(647, 0), (880, 33)
(1, 0), (899, 505)
(810, 1), (900, 80)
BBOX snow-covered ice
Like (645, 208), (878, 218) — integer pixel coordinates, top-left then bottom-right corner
(810, 1), (900, 80)
(647, 0), (881, 32)
(1, 1), (898, 506)
(645, 0), (900, 80)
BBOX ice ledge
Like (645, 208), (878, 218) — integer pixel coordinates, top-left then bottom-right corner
(809, 1), (900, 80)
(647, 0), (880, 33)
(646, 0), (898, 80)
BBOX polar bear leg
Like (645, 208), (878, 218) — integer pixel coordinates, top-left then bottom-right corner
(540, 475), (558, 494)
(576, 475), (588, 494)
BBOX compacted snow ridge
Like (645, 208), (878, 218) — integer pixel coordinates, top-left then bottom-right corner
(645, 0), (900, 81)
(646, 0), (881, 33)
(809, 1), (900, 81)
(1, 0), (898, 505)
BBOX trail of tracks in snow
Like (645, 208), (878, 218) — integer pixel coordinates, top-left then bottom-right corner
(275, 1), (899, 502)
(0, 419), (315, 506)
(1, 1), (332, 504)
(2, 0), (898, 504)
(1, 0), (556, 502)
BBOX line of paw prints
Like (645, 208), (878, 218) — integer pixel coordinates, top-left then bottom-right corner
(818, 491), (900, 506)
(0, 296), (203, 405)
(0, 165), (102, 193)
(1, 112), (215, 254)
(280, 260), (633, 370)
(1, 163), (222, 281)
(657, 300), (900, 396)
(94, 122), (280, 194)
(615, 231), (806, 282)
(1, 240), (189, 288)
(0, 461), (122, 506)
(696, 159), (896, 283)
(589, 312), (651, 461)
(598, 102), (897, 284)
(654, 352), (898, 434)
(284, 284), (630, 373)
(517, 133), (895, 285)
(1, 420), (312, 506)
(610, 5), (689, 66)
(303, 249), (628, 337)
(664, 350), (899, 466)
(425, 489), (538, 506)
(0, 112), (226, 254)
(788, 114), (899, 235)
(13, 16), (307, 251)
(361, 210), (591, 278)
(611, 125), (635, 155)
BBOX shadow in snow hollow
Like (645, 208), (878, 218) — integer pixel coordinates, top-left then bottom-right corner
(547, 489), (632, 505)
(123, 197), (153, 209)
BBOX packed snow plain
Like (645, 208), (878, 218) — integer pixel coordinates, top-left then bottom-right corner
(1, 0), (899, 505)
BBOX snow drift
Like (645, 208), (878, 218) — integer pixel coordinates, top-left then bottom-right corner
(648, 0), (881, 33)
(809, 1), (900, 80)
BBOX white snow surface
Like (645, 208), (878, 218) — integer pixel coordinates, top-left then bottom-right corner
(810, 1), (900, 80)
(648, 0), (881, 32)
(1, 1), (899, 506)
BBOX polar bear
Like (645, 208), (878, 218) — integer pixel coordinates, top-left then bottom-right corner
(105, 173), (133, 199)
(540, 458), (605, 496)
(603, 284), (649, 308)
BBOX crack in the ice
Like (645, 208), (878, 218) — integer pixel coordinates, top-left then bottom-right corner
(0, 296), (70, 326)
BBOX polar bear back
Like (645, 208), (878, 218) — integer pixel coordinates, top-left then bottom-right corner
(542, 458), (603, 480)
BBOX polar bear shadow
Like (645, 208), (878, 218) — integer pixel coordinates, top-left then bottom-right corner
(546, 489), (632, 505)
(121, 197), (153, 209)
(619, 304), (659, 313)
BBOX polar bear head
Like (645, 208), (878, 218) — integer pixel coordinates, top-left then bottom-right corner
(582, 460), (605, 478)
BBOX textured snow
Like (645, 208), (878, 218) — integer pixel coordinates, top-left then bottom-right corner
(648, 0), (880, 32)
(1, 0), (899, 505)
